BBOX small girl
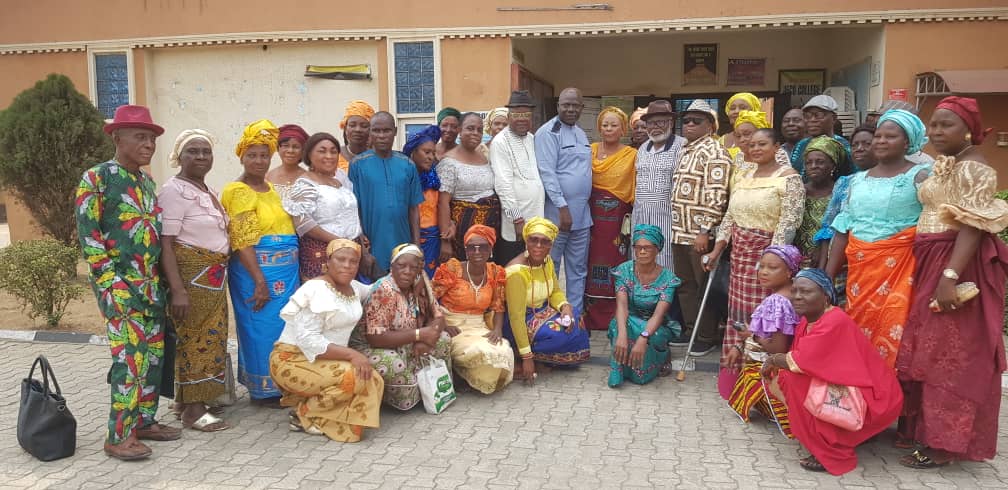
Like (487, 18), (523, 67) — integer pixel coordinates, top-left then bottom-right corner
(727, 244), (802, 438)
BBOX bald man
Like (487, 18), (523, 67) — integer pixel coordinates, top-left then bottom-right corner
(535, 87), (593, 317)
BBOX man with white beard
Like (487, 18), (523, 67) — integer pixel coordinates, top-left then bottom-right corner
(668, 99), (731, 356)
(630, 100), (687, 272)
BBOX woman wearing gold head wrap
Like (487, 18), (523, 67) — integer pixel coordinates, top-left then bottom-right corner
(628, 107), (648, 149)
(480, 107), (509, 158)
(350, 243), (453, 410)
(728, 110), (793, 189)
(722, 92), (761, 150)
(220, 119), (299, 407)
(159, 129), (232, 431)
(503, 217), (591, 384)
(270, 239), (384, 442)
(584, 106), (637, 331)
(338, 100), (375, 171)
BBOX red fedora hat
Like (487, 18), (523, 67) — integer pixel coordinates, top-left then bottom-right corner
(103, 104), (164, 136)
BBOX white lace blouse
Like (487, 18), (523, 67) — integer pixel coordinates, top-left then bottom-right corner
(276, 279), (372, 362)
(281, 172), (362, 239)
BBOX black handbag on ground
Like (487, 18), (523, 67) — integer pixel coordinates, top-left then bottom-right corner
(18, 355), (77, 461)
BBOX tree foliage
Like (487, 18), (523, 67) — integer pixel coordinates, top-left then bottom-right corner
(0, 74), (114, 245)
(0, 239), (86, 328)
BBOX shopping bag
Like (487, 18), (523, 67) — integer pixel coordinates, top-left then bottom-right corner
(803, 378), (866, 431)
(417, 357), (456, 414)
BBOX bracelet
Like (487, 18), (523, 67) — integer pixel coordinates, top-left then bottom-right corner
(732, 344), (744, 354)
(415, 328), (420, 342)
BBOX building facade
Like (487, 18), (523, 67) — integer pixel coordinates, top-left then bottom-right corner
(2, 1), (1007, 241)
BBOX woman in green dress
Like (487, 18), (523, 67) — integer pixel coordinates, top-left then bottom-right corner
(608, 224), (682, 387)
(794, 136), (849, 268)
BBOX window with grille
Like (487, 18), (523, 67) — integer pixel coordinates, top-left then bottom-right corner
(94, 53), (129, 119)
(393, 42), (436, 114)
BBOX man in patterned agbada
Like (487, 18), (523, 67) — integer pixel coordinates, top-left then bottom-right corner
(76, 105), (181, 461)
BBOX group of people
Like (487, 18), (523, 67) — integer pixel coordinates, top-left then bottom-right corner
(76, 88), (1005, 478)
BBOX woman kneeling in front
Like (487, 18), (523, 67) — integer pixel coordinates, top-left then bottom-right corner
(269, 239), (383, 442)
(608, 224), (681, 387)
(504, 217), (591, 383)
(761, 269), (902, 475)
(351, 244), (453, 410)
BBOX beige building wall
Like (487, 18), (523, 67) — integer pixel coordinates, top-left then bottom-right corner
(145, 41), (382, 190)
(440, 37), (512, 110)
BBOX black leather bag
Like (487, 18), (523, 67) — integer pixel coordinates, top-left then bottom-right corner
(18, 355), (77, 461)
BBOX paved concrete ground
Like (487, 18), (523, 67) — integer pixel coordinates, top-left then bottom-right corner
(1, 337), (1006, 489)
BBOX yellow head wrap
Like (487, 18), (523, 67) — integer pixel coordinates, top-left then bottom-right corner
(596, 106), (629, 135)
(725, 92), (762, 116)
(168, 129), (214, 168)
(629, 107), (647, 126)
(733, 110), (770, 130)
(326, 238), (361, 258)
(339, 100), (376, 130)
(234, 119), (279, 158)
(522, 217), (559, 242)
(484, 107), (509, 135)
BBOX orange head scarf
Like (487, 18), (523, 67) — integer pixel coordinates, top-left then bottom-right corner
(464, 224), (497, 248)
(339, 100), (376, 130)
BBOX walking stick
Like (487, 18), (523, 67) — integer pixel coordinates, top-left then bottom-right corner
(676, 257), (719, 382)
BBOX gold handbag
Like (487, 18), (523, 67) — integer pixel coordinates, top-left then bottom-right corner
(929, 282), (979, 312)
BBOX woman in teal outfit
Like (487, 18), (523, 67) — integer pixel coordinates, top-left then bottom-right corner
(608, 224), (682, 387)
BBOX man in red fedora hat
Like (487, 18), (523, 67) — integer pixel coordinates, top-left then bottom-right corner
(75, 104), (180, 461)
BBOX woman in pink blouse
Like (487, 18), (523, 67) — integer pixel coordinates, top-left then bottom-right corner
(158, 129), (232, 432)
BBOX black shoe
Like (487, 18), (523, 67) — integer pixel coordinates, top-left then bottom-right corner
(668, 331), (692, 346)
(689, 340), (717, 357)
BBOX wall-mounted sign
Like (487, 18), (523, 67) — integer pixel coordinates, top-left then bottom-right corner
(778, 69), (826, 107)
(684, 44), (718, 86)
(727, 58), (766, 86)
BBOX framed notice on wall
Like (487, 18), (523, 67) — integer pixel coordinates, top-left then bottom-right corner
(683, 44), (718, 86)
(727, 58), (765, 86)
(778, 69), (826, 107)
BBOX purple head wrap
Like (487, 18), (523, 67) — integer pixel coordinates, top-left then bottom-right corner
(762, 245), (802, 275)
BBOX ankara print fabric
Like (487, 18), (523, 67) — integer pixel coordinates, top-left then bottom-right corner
(76, 161), (165, 318)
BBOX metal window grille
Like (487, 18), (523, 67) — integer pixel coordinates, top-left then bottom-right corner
(94, 53), (129, 119)
(393, 42), (436, 114)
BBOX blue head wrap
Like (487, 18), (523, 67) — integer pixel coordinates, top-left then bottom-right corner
(632, 224), (664, 252)
(402, 125), (442, 191)
(795, 268), (837, 306)
(877, 109), (928, 155)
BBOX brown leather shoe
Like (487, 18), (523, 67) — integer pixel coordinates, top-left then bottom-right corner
(135, 423), (183, 441)
(104, 440), (152, 461)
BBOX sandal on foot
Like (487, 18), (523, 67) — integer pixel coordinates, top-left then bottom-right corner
(900, 449), (951, 469)
(288, 413), (323, 435)
(799, 456), (826, 472)
(183, 412), (231, 432)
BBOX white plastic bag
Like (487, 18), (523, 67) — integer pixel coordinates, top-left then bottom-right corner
(417, 357), (456, 414)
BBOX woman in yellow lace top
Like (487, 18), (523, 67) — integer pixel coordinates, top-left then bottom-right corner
(220, 119), (298, 407)
(895, 96), (1008, 469)
(702, 128), (804, 389)
(504, 217), (590, 384)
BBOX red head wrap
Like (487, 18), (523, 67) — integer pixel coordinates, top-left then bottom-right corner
(464, 224), (497, 249)
(935, 96), (992, 145)
(277, 124), (309, 145)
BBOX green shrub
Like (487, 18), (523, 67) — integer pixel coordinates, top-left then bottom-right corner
(0, 239), (85, 328)
(0, 74), (114, 245)
(998, 190), (1008, 336)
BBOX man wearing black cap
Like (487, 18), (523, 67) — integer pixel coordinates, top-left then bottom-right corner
(490, 90), (546, 264)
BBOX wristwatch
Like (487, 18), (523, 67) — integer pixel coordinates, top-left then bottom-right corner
(639, 331), (650, 338)
(942, 268), (960, 281)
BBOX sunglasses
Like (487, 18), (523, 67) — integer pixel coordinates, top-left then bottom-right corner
(464, 244), (490, 254)
(681, 116), (708, 126)
(509, 111), (533, 119)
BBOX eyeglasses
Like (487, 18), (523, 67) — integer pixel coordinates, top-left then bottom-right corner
(464, 244), (489, 254)
(509, 111), (532, 119)
(526, 236), (552, 247)
(803, 110), (831, 121)
(681, 116), (708, 126)
(645, 118), (672, 128)
(632, 245), (657, 253)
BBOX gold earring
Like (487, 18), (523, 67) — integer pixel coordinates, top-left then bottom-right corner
(322, 263), (329, 273)
(965, 132), (972, 142)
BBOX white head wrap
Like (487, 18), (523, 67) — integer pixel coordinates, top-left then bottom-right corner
(168, 129), (215, 168)
(390, 244), (424, 265)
